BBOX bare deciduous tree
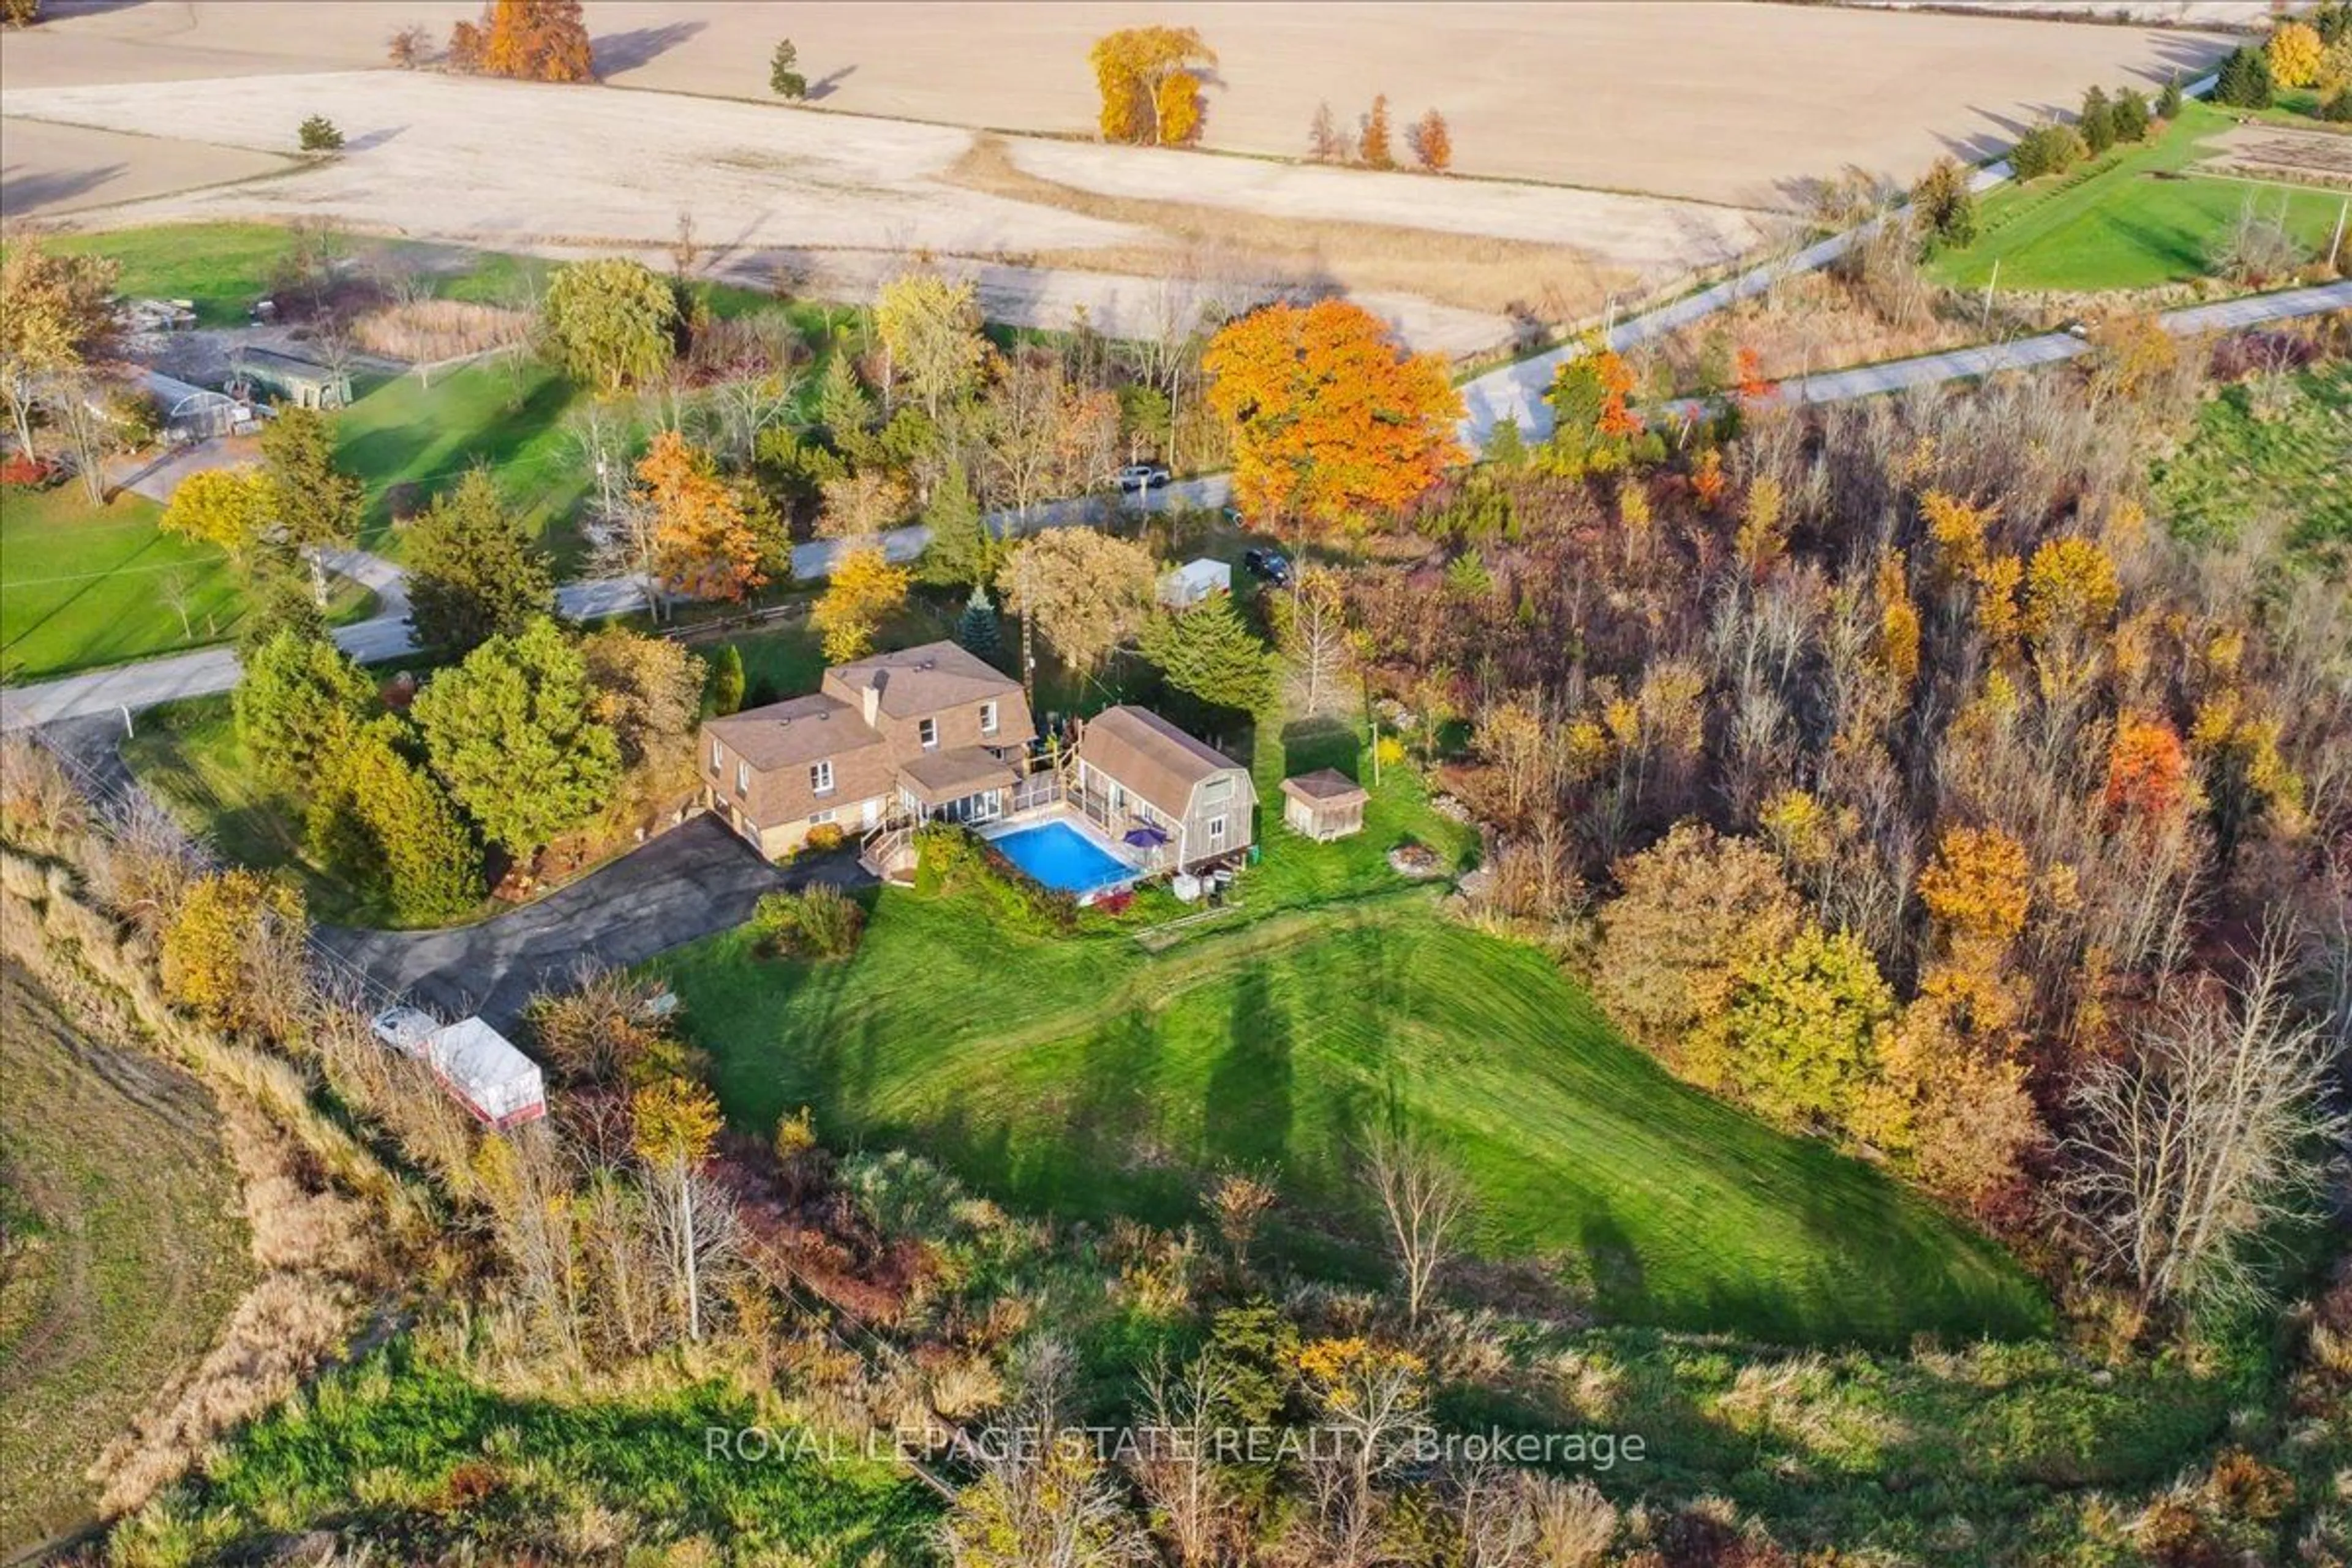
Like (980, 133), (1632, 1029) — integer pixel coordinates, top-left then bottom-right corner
(2062, 929), (2346, 1314)
(1129, 1351), (1240, 1568)
(1361, 1122), (1472, 1328)
(942, 1338), (1151, 1568)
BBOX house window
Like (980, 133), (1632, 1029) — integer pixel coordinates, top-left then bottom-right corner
(710, 737), (722, 774)
(1202, 777), (1234, 803)
(811, 808), (837, 826)
(1207, 815), (1228, 845)
(979, 700), (998, 737)
(736, 761), (750, 796)
(811, 760), (835, 795)
(919, 717), (939, 750)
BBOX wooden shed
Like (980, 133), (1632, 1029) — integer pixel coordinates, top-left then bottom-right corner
(1280, 769), (1369, 841)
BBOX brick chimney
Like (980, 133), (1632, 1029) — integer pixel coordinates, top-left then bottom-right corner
(861, 671), (884, 728)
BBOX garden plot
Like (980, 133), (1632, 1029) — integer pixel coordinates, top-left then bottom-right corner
(2198, 124), (2352, 190)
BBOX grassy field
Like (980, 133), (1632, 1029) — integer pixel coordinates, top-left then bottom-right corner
(337, 359), (599, 571)
(123, 1339), (936, 1562)
(1929, 101), (2350, 292)
(2153, 360), (2352, 561)
(47, 222), (302, 326)
(658, 777), (2044, 1347)
(0, 961), (254, 1552)
(0, 483), (372, 682)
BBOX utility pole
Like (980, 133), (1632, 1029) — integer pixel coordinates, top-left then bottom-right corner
(2329, 198), (2347, 273)
(1981, 257), (2000, 333)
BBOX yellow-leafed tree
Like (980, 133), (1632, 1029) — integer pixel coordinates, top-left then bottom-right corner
(636, 430), (763, 603)
(1089, 26), (1216, 146)
(812, 546), (911, 663)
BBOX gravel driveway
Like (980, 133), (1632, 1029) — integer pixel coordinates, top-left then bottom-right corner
(314, 815), (866, 1030)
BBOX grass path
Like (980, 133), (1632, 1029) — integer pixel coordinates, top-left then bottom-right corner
(660, 890), (2047, 1348)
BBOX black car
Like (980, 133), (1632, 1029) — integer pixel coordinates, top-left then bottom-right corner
(1242, 546), (1292, 586)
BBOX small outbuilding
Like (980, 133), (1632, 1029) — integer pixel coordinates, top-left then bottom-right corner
(235, 346), (352, 410)
(425, 1017), (547, 1129)
(1280, 769), (1370, 842)
(1158, 557), (1232, 609)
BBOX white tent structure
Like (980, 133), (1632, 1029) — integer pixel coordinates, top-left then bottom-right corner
(425, 1017), (547, 1129)
(1158, 557), (1232, 609)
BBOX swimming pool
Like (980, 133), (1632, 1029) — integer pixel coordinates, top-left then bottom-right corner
(987, 819), (1135, 895)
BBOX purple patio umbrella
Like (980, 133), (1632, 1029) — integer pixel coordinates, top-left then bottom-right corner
(1123, 825), (1169, 848)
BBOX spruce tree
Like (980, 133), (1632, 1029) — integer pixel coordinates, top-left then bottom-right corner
(1139, 595), (1274, 716)
(2158, 74), (2184, 119)
(919, 464), (995, 590)
(956, 584), (1003, 666)
(708, 643), (746, 715)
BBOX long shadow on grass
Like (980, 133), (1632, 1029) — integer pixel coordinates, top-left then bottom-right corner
(1205, 966), (1294, 1170)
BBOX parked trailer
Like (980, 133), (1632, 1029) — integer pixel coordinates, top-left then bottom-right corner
(424, 1017), (547, 1130)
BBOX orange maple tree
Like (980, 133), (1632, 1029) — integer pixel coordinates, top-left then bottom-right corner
(462, 0), (594, 83)
(1734, 345), (1776, 404)
(1202, 299), (1465, 535)
(636, 431), (763, 603)
(2104, 715), (2191, 823)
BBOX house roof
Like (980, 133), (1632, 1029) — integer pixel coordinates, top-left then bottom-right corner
(1079, 704), (1245, 815)
(824, 641), (1018, 720)
(899, 745), (1019, 806)
(1281, 769), (1369, 805)
(705, 693), (888, 771)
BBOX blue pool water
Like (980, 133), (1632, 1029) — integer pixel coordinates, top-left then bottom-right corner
(988, 820), (1134, 895)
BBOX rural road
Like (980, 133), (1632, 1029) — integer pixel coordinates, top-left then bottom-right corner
(5, 276), (2339, 733)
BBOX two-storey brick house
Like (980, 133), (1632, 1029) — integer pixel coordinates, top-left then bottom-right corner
(699, 641), (1035, 860)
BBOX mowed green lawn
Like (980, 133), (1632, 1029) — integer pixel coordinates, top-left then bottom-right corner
(1, 483), (376, 682)
(660, 889), (2047, 1348)
(336, 360), (598, 571)
(46, 222), (301, 326)
(1931, 101), (2349, 291)
(1, 485), (241, 679)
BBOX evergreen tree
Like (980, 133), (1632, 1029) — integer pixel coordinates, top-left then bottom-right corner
(235, 625), (375, 786)
(308, 714), (483, 924)
(235, 553), (328, 657)
(956, 584), (1003, 666)
(2111, 86), (2151, 144)
(405, 468), (555, 654)
(815, 349), (872, 450)
(2214, 45), (2273, 108)
(918, 464), (996, 589)
(2158, 73), (2184, 119)
(769, 37), (806, 99)
(1482, 415), (1529, 470)
(707, 643), (746, 716)
(2078, 85), (2116, 154)
(411, 617), (622, 854)
(1139, 595), (1275, 716)
(1911, 156), (1980, 251)
(258, 405), (363, 553)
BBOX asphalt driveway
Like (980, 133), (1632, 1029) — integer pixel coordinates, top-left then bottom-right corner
(314, 815), (866, 1030)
